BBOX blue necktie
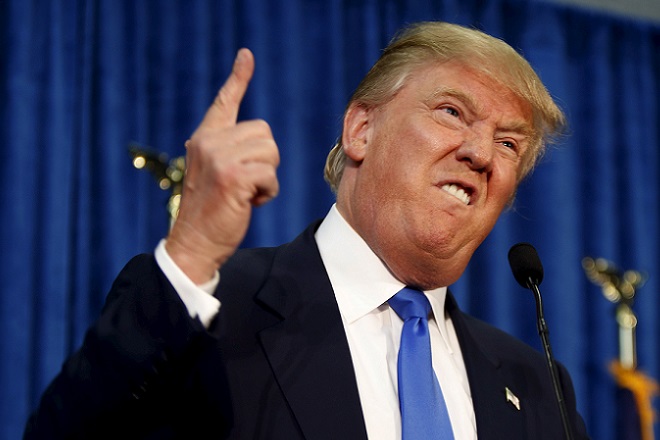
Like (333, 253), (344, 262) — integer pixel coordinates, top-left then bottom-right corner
(389, 287), (455, 440)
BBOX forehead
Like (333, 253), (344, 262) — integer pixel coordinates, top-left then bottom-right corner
(409, 60), (526, 106)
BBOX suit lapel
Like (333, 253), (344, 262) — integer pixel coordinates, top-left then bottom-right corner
(243, 222), (532, 439)
(447, 293), (527, 440)
(255, 223), (368, 440)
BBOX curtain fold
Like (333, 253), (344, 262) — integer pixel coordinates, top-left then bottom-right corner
(2, 1), (659, 438)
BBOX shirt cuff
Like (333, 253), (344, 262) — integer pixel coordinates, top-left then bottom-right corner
(154, 239), (221, 328)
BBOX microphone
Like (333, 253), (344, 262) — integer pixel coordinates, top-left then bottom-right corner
(508, 243), (574, 440)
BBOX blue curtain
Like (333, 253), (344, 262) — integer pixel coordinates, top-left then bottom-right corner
(2, 1), (659, 438)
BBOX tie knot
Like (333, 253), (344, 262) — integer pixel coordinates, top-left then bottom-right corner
(389, 287), (431, 321)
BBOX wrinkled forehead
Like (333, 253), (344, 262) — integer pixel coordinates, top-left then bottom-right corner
(404, 58), (534, 117)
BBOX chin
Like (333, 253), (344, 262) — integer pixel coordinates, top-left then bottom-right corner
(395, 258), (467, 290)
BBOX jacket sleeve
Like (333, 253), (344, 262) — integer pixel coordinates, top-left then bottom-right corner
(23, 254), (223, 439)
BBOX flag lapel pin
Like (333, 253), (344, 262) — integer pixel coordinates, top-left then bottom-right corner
(505, 387), (521, 411)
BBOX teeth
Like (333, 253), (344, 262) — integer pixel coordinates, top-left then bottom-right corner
(442, 183), (470, 205)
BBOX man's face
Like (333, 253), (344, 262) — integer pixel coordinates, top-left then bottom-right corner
(338, 60), (534, 289)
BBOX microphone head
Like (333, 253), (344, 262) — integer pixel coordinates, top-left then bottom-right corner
(508, 242), (544, 288)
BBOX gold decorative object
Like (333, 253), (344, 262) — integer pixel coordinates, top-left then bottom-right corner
(129, 144), (185, 229)
(582, 256), (657, 440)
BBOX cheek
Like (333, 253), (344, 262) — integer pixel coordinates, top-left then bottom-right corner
(364, 137), (412, 189)
(488, 170), (519, 211)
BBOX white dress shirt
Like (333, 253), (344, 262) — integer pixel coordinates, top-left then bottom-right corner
(155, 204), (477, 439)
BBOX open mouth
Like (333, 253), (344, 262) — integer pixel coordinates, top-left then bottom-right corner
(441, 183), (471, 205)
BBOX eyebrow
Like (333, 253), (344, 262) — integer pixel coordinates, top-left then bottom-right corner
(430, 86), (534, 137)
(430, 87), (483, 114)
(498, 120), (534, 137)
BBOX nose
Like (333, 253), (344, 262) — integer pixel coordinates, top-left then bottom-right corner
(456, 129), (494, 173)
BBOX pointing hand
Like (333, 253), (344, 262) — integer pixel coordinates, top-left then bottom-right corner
(166, 49), (280, 284)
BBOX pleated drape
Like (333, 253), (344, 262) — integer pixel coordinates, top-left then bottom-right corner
(2, 1), (659, 438)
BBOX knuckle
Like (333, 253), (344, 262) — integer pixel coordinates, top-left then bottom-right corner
(269, 148), (281, 167)
(266, 167), (279, 183)
(252, 118), (269, 130)
(186, 135), (209, 155)
(248, 118), (272, 136)
(214, 87), (233, 110)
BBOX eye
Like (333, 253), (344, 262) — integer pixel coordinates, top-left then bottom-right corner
(497, 138), (524, 158)
(501, 140), (516, 149)
(441, 106), (460, 117)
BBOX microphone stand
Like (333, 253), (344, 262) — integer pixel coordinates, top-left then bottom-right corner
(528, 277), (574, 440)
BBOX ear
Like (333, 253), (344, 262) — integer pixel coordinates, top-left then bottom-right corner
(341, 103), (371, 162)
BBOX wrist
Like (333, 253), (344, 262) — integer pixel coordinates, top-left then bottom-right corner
(165, 226), (233, 284)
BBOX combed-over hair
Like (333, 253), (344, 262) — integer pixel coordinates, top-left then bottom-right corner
(323, 21), (566, 193)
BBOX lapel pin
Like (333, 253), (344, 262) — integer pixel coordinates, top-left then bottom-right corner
(505, 387), (521, 411)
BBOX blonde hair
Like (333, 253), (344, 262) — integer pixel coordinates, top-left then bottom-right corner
(324, 21), (565, 193)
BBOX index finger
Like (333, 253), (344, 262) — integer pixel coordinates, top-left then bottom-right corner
(201, 48), (255, 129)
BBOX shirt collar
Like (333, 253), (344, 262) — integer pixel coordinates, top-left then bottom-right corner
(315, 204), (449, 330)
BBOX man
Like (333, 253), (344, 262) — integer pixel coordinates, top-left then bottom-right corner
(25, 22), (589, 439)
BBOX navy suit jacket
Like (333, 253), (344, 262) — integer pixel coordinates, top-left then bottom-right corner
(25, 221), (589, 439)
